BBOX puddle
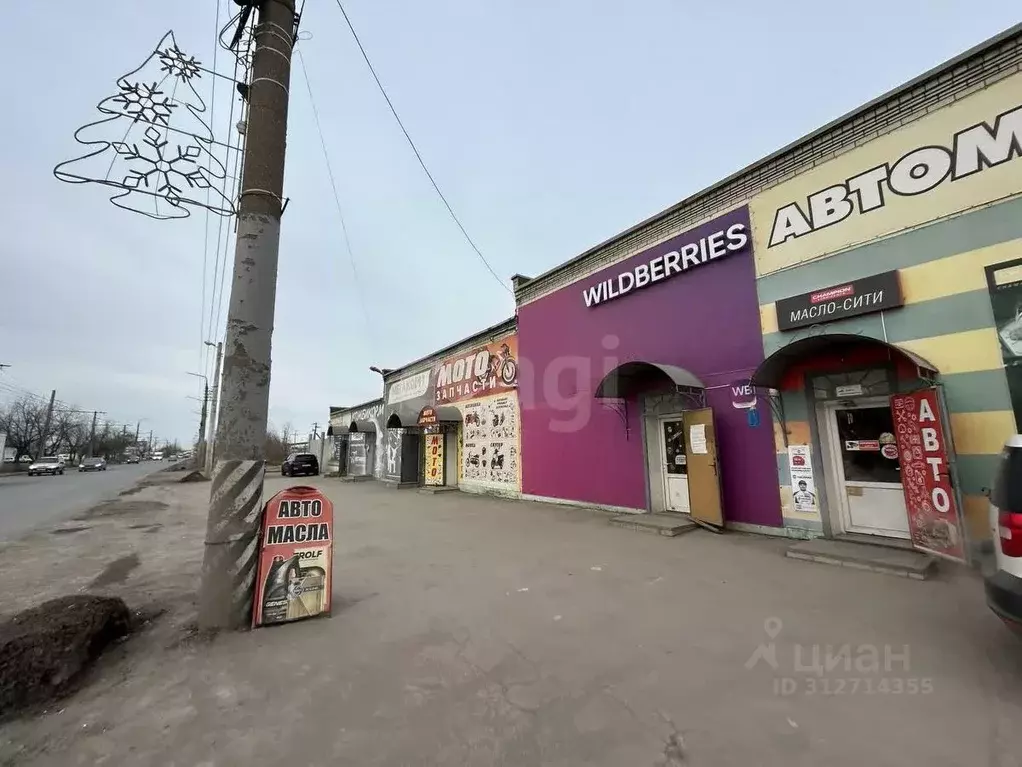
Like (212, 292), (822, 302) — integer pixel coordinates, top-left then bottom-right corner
(89, 553), (141, 589)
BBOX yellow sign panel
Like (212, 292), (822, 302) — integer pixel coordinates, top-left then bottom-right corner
(424, 433), (444, 486)
(751, 71), (1022, 277)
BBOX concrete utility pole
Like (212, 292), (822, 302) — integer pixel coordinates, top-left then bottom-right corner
(148, 429), (153, 455)
(204, 341), (223, 476)
(199, 0), (296, 630)
(35, 390), (56, 459)
(135, 421), (141, 445)
(87, 410), (105, 458)
(197, 382), (209, 466)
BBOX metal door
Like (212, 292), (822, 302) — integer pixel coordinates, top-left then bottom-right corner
(659, 418), (690, 513)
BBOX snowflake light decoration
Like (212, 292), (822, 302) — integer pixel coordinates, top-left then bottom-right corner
(53, 30), (235, 220)
(112, 82), (175, 126)
(158, 45), (201, 82)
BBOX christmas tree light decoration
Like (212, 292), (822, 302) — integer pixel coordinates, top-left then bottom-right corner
(54, 31), (236, 221)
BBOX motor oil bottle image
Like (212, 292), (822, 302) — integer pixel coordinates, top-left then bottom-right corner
(260, 554), (302, 625)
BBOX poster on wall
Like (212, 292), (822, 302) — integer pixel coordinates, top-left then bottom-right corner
(890, 390), (966, 563)
(787, 445), (819, 515)
(424, 433), (444, 486)
(385, 429), (402, 480)
(348, 432), (367, 476)
(253, 486), (333, 628)
(985, 258), (1022, 432)
(435, 335), (518, 405)
(461, 396), (518, 486)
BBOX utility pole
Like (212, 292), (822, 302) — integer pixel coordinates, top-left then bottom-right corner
(199, 0), (296, 630)
(204, 341), (223, 476)
(87, 411), (105, 458)
(148, 429), (153, 456)
(311, 422), (319, 440)
(35, 390), (56, 459)
(135, 421), (141, 445)
(197, 382), (209, 468)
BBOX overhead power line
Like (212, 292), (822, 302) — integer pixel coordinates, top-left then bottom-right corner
(295, 48), (374, 341)
(330, 0), (510, 293)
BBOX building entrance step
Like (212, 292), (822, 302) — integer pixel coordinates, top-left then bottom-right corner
(610, 513), (699, 537)
(785, 538), (936, 579)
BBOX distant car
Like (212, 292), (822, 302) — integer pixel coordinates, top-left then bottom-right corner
(151, 452), (164, 461)
(282, 452), (319, 477)
(28, 457), (64, 477)
(79, 457), (107, 472)
(125, 455), (140, 464)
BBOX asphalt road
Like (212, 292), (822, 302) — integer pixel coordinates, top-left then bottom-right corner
(0, 462), (163, 541)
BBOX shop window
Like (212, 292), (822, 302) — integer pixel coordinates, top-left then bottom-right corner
(662, 420), (687, 476)
(834, 406), (901, 484)
(811, 369), (891, 400)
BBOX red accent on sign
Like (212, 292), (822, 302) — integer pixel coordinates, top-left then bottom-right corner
(791, 454), (806, 466)
(890, 391), (966, 562)
(810, 284), (854, 303)
(253, 486), (334, 627)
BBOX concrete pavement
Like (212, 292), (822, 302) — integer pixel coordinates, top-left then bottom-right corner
(0, 462), (160, 540)
(0, 476), (1021, 766)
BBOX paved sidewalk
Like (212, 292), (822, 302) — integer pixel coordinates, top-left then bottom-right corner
(1, 476), (1021, 766)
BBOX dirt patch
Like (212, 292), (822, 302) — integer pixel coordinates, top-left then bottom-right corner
(50, 526), (91, 536)
(127, 523), (162, 533)
(89, 555), (141, 589)
(178, 470), (209, 483)
(77, 500), (168, 520)
(0, 595), (131, 720)
(117, 485), (146, 497)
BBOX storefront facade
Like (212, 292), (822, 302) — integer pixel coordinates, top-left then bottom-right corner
(514, 206), (783, 530)
(379, 319), (522, 495)
(748, 32), (1022, 561)
(328, 398), (385, 479)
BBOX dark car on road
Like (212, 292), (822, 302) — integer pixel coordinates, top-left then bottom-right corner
(282, 453), (319, 477)
(79, 457), (108, 472)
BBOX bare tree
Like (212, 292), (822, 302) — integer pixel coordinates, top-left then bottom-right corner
(0, 397), (46, 460)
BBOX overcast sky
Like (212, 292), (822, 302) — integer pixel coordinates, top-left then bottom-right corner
(0, 2), (1017, 446)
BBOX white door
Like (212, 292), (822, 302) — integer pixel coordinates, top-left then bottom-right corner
(826, 400), (910, 539)
(660, 418), (691, 514)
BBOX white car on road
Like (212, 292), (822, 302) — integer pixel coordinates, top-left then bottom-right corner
(28, 457), (65, 477)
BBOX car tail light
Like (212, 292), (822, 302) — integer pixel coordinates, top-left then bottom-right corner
(998, 510), (1022, 558)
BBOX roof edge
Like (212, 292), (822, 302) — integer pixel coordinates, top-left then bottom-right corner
(381, 317), (518, 380)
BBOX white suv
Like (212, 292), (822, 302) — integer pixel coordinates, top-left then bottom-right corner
(985, 435), (1022, 632)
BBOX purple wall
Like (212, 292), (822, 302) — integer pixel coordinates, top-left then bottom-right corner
(518, 205), (782, 527)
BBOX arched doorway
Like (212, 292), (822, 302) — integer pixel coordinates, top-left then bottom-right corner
(752, 333), (966, 561)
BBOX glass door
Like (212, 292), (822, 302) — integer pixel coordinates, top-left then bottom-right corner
(660, 418), (690, 513)
(829, 401), (910, 539)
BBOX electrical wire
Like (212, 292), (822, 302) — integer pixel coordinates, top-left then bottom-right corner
(295, 47), (374, 341)
(330, 0), (510, 293)
(200, 0), (225, 378)
(207, 18), (252, 368)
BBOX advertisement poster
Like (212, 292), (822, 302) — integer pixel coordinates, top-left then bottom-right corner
(787, 444), (819, 515)
(985, 258), (1022, 431)
(435, 335), (519, 405)
(253, 486), (333, 627)
(347, 432), (367, 476)
(461, 396), (518, 486)
(424, 433), (444, 486)
(891, 391), (966, 562)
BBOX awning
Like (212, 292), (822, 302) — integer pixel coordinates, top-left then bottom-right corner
(751, 333), (939, 389)
(595, 361), (705, 399)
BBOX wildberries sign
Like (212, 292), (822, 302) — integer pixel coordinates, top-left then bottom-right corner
(891, 390), (966, 562)
(253, 486), (334, 627)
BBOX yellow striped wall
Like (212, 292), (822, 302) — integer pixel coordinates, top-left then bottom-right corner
(762, 235), (1022, 545)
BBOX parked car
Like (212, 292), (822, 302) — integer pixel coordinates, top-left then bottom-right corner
(125, 455), (140, 464)
(28, 457), (64, 477)
(79, 457), (107, 472)
(282, 452), (319, 477)
(985, 435), (1022, 633)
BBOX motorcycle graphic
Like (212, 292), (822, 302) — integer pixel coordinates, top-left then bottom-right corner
(476, 343), (518, 388)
